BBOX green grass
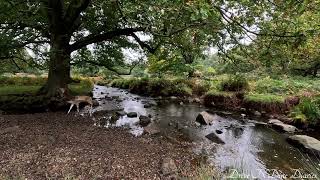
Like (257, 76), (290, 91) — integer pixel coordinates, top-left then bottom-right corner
(206, 90), (235, 97)
(0, 76), (47, 86)
(0, 76), (94, 96)
(0, 85), (40, 96)
(251, 76), (320, 95)
(244, 93), (285, 103)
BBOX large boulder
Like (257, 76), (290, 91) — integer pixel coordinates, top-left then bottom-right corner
(196, 111), (219, 125)
(287, 135), (320, 156)
(139, 115), (151, 127)
(268, 119), (297, 133)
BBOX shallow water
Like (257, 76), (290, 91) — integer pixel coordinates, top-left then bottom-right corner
(92, 85), (320, 179)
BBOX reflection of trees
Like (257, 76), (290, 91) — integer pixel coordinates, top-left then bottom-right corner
(254, 126), (306, 176)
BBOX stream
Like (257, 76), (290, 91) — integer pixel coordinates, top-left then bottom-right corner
(90, 85), (319, 179)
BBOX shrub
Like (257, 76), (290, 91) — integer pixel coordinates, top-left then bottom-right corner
(191, 80), (210, 96)
(220, 74), (249, 92)
(290, 98), (320, 125)
(110, 77), (193, 97)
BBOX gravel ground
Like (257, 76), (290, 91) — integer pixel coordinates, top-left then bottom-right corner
(0, 112), (200, 179)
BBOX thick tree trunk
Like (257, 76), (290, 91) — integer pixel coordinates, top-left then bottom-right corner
(40, 35), (71, 97)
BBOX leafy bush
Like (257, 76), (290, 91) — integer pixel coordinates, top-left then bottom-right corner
(290, 98), (320, 125)
(192, 81), (210, 96)
(220, 74), (249, 92)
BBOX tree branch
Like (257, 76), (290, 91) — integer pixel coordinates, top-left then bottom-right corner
(6, 40), (49, 49)
(73, 60), (139, 75)
(130, 33), (159, 54)
(215, 6), (303, 38)
(64, 0), (91, 31)
(69, 27), (144, 52)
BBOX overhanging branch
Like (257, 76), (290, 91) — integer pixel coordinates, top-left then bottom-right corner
(69, 27), (144, 52)
(73, 59), (139, 75)
(215, 6), (303, 38)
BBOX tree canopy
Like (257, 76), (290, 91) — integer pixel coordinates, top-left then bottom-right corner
(1, 0), (318, 96)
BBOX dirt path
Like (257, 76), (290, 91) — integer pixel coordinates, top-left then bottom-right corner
(0, 112), (200, 179)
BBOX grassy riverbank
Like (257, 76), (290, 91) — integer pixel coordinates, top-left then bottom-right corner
(106, 74), (320, 127)
(0, 76), (94, 112)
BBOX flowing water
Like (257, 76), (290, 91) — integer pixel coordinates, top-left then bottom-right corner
(91, 85), (320, 179)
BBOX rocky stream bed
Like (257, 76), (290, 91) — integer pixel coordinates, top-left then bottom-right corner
(1, 85), (320, 179)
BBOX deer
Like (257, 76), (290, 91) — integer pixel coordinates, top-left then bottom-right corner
(58, 88), (93, 116)
(67, 96), (93, 116)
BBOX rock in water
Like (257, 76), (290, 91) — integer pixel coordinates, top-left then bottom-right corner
(268, 119), (297, 133)
(143, 104), (152, 108)
(92, 100), (99, 107)
(144, 122), (160, 135)
(205, 133), (225, 144)
(254, 111), (262, 116)
(161, 158), (178, 177)
(127, 112), (138, 118)
(196, 111), (219, 125)
(271, 123), (297, 133)
(116, 111), (126, 116)
(287, 135), (320, 156)
(194, 98), (201, 103)
(139, 115), (151, 127)
(268, 119), (283, 124)
(110, 113), (119, 124)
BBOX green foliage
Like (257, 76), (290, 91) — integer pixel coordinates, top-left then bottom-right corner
(0, 86), (40, 96)
(0, 76), (47, 86)
(0, 76), (94, 96)
(206, 90), (234, 98)
(290, 98), (320, 125)
(69, 78), (94, 96)
(111, 78), (193, 97)
(191, 80), (210, 96)
(220, 74), (249, 92)
(252, 76), (320, 95)
(244, 93), (285, 103)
